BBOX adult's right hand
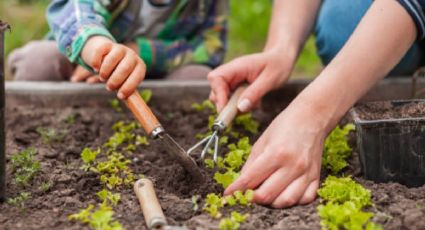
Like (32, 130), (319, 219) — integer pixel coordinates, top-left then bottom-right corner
(208, 50), (295, 112)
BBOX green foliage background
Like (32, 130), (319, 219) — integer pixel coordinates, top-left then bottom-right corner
(1, 0), (321, 78)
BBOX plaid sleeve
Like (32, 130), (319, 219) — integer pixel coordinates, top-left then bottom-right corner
(47, 0), (116, 69)
(136, 1), (228, 76)
(397, 0), (425, 40)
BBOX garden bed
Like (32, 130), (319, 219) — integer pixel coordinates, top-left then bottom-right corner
(1, 81), (425, 230)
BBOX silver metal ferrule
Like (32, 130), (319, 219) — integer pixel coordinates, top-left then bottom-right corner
(150, 126), (165, 139)
(212, 120), (226, 133)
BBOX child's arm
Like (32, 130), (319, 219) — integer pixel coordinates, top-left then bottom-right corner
(134, 1), (227, 76)
(47, 0), (115, 69)
(48, 1), (145, 99)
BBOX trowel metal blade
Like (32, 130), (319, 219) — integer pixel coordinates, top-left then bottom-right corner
(157, 133), (204, 182)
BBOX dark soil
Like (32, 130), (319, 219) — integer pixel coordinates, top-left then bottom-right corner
(355, 100), (425, 120)
(1, 97), (425, 230)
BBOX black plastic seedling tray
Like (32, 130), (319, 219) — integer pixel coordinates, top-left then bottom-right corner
(351, 100), (425, 187)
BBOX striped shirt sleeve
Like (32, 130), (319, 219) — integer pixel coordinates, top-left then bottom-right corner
(397, 0), (425, 40)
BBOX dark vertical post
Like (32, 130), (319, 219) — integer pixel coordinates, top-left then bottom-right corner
(0, 21), (9, 202)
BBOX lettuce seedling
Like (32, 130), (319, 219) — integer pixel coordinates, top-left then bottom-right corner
(214, 170), (240, 189)
(109, 99), (123, 113)
(318, 201), (376, 230)
(322, 124), (355, 174)
(63, 114), (76, 125)
(140, 89), (153, 103)
(219, 211), (249, 230)
(97, 189), (121, 206)
(235, 113), (259, 134)
(7, 192), (31, 209)
(10, 148), (41, 186)
(318, 176), (372, 209)
(203, 193), (225, 218)
(39, 181), (52, 193)
(81, 148), (101, 170)
(317, 176), (381, 230)
(69, 203), (123, 230)
(192, 100), (216, 113)
(192, 195), (200, 211)
(36, 127), (67, 144)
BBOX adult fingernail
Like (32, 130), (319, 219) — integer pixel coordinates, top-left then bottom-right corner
(70, 76), (77, 82)
(238, 98), (251, 112)
(106, 85), (112, 91)
(117, 92), (125, 100)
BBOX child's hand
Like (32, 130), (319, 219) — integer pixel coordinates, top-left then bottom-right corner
(80, 36), (146, 99)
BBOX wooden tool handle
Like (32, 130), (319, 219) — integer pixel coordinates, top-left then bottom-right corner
(134, 179), (167, 229)
(216, 85), (247, 128)
(125, 91), (161, 136)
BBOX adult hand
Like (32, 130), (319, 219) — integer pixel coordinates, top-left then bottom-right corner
(81, 36), (146, 99)
(224, 104), (325, 208)
(207, 50), (295, 112)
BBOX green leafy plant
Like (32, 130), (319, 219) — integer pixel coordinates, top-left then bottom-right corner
(203, 190), (254, 219)
(93, 153), (135, 189)
(192, 195), (200, 212)
(81, 148), (101, 170)
(192, 100), (216, 113)
(139, 89), (153, 103)
(235, 113), (259, 134)
(10, 148), (41, 186)
(212, 137), (252, 188)
(97, 189), (121, 206)
(318, 176), (371, 208)
(203, 193), (225, 218)
(109, 99), (123, 113)
(317, 176), (381, 230)
(63, 114), (76, 125)
(219, 211), (249, 230)
(318, 202), (381, 230)
(7, 192), (31, 209)
(36, 127), (67, 144)
(69, 203), (123, 230)
(214, 170), (240, 189)
(322, 124), (355, 174)
(39, 181), (52, 192)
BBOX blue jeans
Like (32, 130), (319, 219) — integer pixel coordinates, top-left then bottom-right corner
(315, 0), (423, 76)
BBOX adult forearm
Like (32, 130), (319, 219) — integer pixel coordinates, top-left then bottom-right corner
(264, 0), (321, 58)
(290, 0), (417, 133)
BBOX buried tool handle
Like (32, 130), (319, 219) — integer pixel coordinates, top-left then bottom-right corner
(215, 85), (247, 129)
(125, 91), (162, 137)
(134, 179), (167, 229)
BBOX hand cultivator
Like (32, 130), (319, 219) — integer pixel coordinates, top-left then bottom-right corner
(187, 85), (247, 162)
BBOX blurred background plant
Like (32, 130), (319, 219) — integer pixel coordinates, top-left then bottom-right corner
(1, 0), (321, 79)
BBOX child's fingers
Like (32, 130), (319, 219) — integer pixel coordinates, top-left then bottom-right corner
(106, 52), (137, 91)
(71, 66), (92, 82)
(90, 42), (113, 71)
(99, 46), (126, 80)
(86, 75), (102, 84)
(117, 62), (146, 99)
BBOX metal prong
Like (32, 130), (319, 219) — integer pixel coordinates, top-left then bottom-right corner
(201, 131), (217, 159)
(187, 134), (212, 156)
(213, 134), (219, 162)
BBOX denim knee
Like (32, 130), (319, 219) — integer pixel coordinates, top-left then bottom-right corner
(315, 0), (372, 65)
(314, 0), (423, 75)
